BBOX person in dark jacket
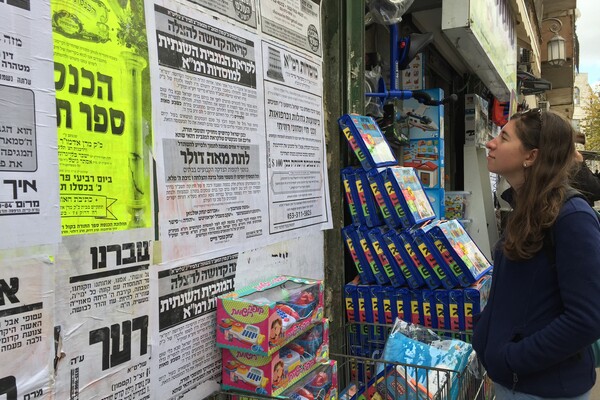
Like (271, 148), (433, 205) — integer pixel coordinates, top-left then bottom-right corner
(571, 133), (600, 206)
(472, 108), (600, 399)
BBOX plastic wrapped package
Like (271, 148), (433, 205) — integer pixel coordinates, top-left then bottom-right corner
(366, 0), (415, 25)
(377, 318), (473, 400)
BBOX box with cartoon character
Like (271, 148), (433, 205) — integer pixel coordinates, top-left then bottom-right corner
(221, 319), (329, 396)
(217, 276), (324, 355)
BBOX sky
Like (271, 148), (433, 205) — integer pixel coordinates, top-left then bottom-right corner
(577, 0), (600, 89)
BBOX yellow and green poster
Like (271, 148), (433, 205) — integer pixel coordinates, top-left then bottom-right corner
(51, 0), (153, 235)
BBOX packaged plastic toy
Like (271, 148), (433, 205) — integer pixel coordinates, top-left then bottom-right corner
(384, 166), (436, 228)
(412, 221), (461, 289)
(342, 225), (377, 284)
(341, 167), (363, 226)
(382, 229), (423, 289)
(281, 360), (338, 400)
(425, 219), (493, 286)
(339, 114), (397, 171)
(217, 276), (324, 355)
(367, 227), (407, 287)
(221, 320), (329, 396)
(356, 225), (391, 285)
(367, 168), (408, 229)
(355, 168), (384, 227)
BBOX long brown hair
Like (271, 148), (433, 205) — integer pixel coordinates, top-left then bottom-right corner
(503, 109), (576, 260)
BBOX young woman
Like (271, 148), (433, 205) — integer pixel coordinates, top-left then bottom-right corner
(472, 109), (600, 399)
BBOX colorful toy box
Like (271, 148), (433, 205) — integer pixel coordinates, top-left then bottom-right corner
(339, 114), (397, 171)
(217, 276), (324, 355)
(425, 219), (493, 286)
(384, 166), (436, 228)
(282, 360), (338, 400)
(444, 191), (469, 220)
(221, 320), (329, 397)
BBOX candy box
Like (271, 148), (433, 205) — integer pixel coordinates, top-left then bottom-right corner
(217, 276), (324, 355)
(221, 320), (329, 397)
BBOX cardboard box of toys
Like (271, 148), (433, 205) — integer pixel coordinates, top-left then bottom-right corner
(221, 319), (329, 397)
(217, 276), (324, 355)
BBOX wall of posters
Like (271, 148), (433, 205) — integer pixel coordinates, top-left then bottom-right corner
(148, 0), (331, 262)
(1, 0), (329, 399)
(0, 0), (61, 249)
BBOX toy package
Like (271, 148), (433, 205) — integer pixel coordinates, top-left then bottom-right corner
(342, 225), (377, 284)
(444, 191), (469, 220)
(339, 114), (397, 171)
(378, 318), (473, 400)
(425, 219), (493, 286)
(281, 360), (338, 400)
(355, 169), (384, 228)
(400, 231), (442, 290)
(356, 225), (391, 285)
(367, 227), (407, 287)
(384, 166), (437, 228)
(217, 276), (324, 355)
(367, 168), (404, 229)
(463, 274), (492, 341)
(411, 222), (459, 290)
(221, 319), (329, 396)
(341, 167), (363, 226)
(402, 138), (445, 189)
(382, 229), (423, 289)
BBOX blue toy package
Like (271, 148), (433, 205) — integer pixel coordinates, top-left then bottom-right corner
(342, 225), (376, 284)
(367, 227), (407, 287)
(339, 114), (398, 171)
(427, 219), (493, 286)
(421, 289), (434, 328)
(356, 225), (390, 286)
(378, 318), (473, 400)
(395, 286), (410, 323)
(366, 168), (404, 229)
(463, 274), (492, 341)
(344, 282), (358, 323)
(449, 289), (464, 338)
(382, 229), (424, 289)
(401, 230), (442, 290)
(341, 167), (363, 226)
(384, 166), (437, 227)
(413, 221), (461, 289)
(355, 169), (383, 228)
(373, 285), (397, 324)
(433, 289), (451, 335)
(407, 289), (424, 326)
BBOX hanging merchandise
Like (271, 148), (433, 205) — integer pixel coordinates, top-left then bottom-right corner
(491, 98), (510, 127)
(365, 0), (415, 25)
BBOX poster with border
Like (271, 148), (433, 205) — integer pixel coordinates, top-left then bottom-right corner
(150, 253), (237, 399)
(185, 0), (258, 29)
(0, 0), (61, 250)
(51, 0), (154, 236)
(54, 229), (153, 400)
(259, 0), (322, 56)
(0, 250), (55, 400)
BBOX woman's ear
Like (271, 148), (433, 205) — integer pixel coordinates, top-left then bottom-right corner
(525, 148), (538, 166)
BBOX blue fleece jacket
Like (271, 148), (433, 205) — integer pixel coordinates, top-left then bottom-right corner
(472, 194), (600, 397)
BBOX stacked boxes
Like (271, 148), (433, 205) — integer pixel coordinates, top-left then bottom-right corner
(217, 276), (336, 397)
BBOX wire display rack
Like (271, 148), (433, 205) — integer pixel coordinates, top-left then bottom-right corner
(214, 321), (494, 400)
(330, 321), (494, 400)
